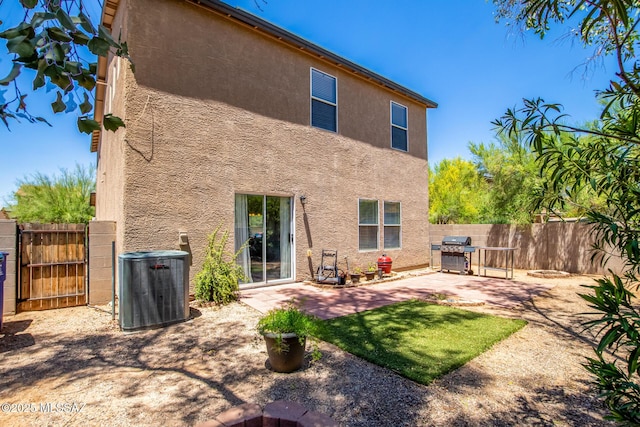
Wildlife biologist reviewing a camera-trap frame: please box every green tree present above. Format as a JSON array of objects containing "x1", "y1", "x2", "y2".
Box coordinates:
[
  {"x1": 0, "y1": 0, "x2": 132, "y2": 132},
  {"x1": 429, "y1": 157, "x2": 488, "y2": 224},
  {"x1": 470, "y1": 132, "x2": 607, "y2": 224},
  {"x1": 7, "y1": 163, "x2": 95, "y2": 223},
  {"x1": 469, "y1": 133, "x2": 541, "y2": 224},
  {"x1": 494, "y1": 0, "x2": 640, "y2": 422}
]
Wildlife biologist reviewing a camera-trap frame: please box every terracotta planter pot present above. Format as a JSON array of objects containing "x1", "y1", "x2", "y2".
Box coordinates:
[
  {"x1": 350, "y1": 274, "x2": 361, "y2": 284},
  {"x1": 365, "y1": 272, "x2": 376, "y2": 281},
  {"x1": 263, "y1": 332, "x2": 306, "y2": 373}
]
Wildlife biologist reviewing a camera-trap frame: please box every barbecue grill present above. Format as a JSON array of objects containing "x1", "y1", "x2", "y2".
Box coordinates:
[{"x1": 434, "y1": 236, "x2": 475, "y2": 275}]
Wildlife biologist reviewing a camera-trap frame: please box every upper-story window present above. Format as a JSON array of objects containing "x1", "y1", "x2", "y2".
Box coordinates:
[
  {"x1": 311, "y1": 68, "x2": 337, "y2": 132},
  {"x1": 391, "y1": 101, "x2": 408, "y2": 151}
]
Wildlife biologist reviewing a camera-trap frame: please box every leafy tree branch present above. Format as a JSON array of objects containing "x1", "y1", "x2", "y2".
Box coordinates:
[
  {"x1": 494, "y1": 0, "x2": 640, "y2": 422},
  {"x1": 0, "y1": 0, "x2": 133, "y2": 133}
]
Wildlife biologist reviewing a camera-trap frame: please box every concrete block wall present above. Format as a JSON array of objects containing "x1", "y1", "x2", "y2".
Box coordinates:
[
  {"x1": 430, "y1": 223, "x2": 625, "y2": 275},
  {"x1": 88, "y1": 221, "x2": 116, "y2": 305},
  {"x1": 0, "y1": 220, "x2": 17, "y2": 316}
]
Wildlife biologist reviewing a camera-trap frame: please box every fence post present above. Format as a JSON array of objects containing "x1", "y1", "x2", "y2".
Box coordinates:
[
  {"x1": 0, "y1": 219, "x2": 17, "y2": 316},
  {"x1": 87, "y1": 221, "x2": 117, "y2": 305},
  {"x1": 111, "y1": 241, "x2": 115, "y2": 321}
]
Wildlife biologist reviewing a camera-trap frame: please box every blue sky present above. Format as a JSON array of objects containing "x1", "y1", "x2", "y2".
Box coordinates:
[{"x1": 0, "y1": 0, "x2": 617, "y2": 205}]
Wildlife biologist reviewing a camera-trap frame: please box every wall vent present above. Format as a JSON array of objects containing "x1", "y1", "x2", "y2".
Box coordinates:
[{"x1": 118, "y1": 250, "x2": 189, "y2": 331}]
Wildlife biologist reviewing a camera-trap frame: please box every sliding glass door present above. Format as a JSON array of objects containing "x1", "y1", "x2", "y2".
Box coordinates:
[{"x1": 235, "y1": 194, "x2": 292, "y2": 286}]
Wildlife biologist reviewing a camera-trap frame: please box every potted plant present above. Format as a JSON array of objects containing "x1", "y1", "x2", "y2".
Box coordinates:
[
  {"x1": 351, "y1": 266, "x2": 362, "y2": 284},
  {"x1": 257, "y1": 300, "x2": 322, "y2": 373},
  {"x1": 365, "y1": 262, "x2": 377, "y2": 281},
  {"x1": 338, "y1": 270, "x2": 347, "y2": 286}
]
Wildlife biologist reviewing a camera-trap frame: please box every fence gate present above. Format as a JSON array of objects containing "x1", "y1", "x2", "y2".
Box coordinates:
[{"x1": 18, "y1": 223, "x2": 87, "y2": 311}]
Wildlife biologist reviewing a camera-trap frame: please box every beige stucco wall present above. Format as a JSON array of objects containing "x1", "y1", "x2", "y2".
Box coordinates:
[
  {"x1": 96, "y1": 0, "x2": 432, "y2": 289},
  {"x1": 126, "y1": 0, "x2": 428, "y2": 160},
  {"x1": 95, "y1": 0, "x2": 129, "y2": 258}
]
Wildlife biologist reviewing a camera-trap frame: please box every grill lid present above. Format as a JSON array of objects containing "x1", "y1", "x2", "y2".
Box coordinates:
[{"x1": 442, "y1": 236, "x2": 472, "y2": 246}]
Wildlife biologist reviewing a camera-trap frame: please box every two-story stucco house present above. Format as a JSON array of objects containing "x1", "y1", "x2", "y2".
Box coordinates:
[{"x1": 93, "y1": 0, "x2": 437, "y2": 290}]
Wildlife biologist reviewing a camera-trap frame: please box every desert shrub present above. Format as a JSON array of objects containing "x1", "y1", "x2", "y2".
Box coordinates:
[{"x1": 194, "y1": 226, "x2": 247, "y2": 304}]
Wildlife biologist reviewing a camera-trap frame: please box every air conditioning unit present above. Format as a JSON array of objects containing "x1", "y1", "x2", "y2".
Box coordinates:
[{"x1": 119, "y1": 250, "x2": 190, "y2": 331}]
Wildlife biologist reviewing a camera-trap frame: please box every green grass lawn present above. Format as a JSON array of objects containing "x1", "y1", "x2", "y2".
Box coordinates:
[{"x1": 316, "y1": 300, "x2": 527, "y2": 385}]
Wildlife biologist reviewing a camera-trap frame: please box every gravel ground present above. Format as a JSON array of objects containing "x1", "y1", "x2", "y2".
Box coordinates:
[{"x1": 0, "y1": 271, "x2": 615, "y2": 426}]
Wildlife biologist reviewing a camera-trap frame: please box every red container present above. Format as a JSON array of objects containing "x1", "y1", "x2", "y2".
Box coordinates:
[{"x1": 377, "y1": 254, "x2": 392, "y2": 274}]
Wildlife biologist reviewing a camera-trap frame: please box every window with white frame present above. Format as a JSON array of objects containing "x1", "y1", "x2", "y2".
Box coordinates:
[
  {"x1": 391, "y1": 102, "x2": 408, "y2": 151},
  {"x1": 384, "y1": 201, "x2": 401, "y2": 249},
  {"x1": 311, "y1": 68, "x2": 337, "y2": 132},
  {"x1": 359, "y1": 199, "x2": 379, "y2": 251}
]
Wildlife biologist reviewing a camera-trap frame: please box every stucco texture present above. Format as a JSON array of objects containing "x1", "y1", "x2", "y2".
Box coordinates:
[
  {"x1": 95, "y1": 0, "x2": 129, "y2": 257},
  {"x1": 95, "y1": 0, "x2": 432, "y2": 289}
]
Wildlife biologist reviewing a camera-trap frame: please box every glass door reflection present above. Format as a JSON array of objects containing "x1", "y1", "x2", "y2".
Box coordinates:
[{"x1": 236, "y1": 194, "x2": 292, "y2": 285}]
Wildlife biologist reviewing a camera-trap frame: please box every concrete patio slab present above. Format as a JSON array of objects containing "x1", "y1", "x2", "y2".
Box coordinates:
[{"x1": 240, "y1": 272, "x2": 556, "y2": 319}]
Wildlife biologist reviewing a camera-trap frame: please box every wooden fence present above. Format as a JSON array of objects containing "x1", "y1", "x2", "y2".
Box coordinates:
[{"x1": 18, "y1": 223, "x2": 87, "y2": 311}]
